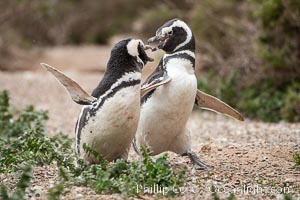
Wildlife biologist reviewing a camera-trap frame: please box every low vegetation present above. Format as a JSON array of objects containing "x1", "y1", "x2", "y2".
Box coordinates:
[
  {"x1": 192, "y1": 0, "x2": 300, "y2": 122},
  {"x1": 293, "y1": 152, "x2": 300, "y2": 167},
  {"x1": 0, "y1": 90, "x2": 187, "y2": 199}
]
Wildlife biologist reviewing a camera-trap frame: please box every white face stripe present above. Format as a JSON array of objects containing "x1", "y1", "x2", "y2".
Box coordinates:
[
  {"x1": 161, "y1": 20, "x2": 192, "y2": 51},
  {"x1": 127, "y1": 39, "x2": 146, "y2": 67},
  {"x1": 161, "y1": 26, "x2": 173, "y2": 36},
  {"x1": 126, "y1": 39, "x2": 144, "y2": 57},
  {"x1": 94, "y1": 72, "x2": 141, "y2": 107}
]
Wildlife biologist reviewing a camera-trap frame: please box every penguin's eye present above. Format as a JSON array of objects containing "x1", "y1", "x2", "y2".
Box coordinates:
[{"x1": 168, "y1": 30, "x2": 173, "y2": 35}]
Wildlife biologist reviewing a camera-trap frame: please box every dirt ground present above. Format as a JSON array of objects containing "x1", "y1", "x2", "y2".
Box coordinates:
[{"x1": 0, "y1": 46, "x2": 299, "y2": 200}]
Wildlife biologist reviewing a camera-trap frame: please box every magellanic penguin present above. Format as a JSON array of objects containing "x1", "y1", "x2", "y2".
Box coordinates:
[
  {"x1": 134, "y1": 19, "x2": 244, "y2": 169},
  {"x1": 41, "y1": 38, "x2": 154, "y2": 163}
]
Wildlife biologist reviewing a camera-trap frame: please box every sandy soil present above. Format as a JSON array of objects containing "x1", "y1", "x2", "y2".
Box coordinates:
[{"x1": 0, "y1": 46, "x2": 299, "y2": 200}]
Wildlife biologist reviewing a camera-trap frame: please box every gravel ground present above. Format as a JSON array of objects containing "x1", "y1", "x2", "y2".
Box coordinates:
[{"x1": 0, "y1": 46, "x2": 299, "y2": 200}]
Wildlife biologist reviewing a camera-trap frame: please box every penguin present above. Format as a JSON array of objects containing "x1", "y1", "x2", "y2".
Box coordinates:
[
  {"x1": 41, "y1": 38, "x2": 155, "y2": 163},
  {"x1": 134, "y1": 19, "x2": 244, "y2": 169}
]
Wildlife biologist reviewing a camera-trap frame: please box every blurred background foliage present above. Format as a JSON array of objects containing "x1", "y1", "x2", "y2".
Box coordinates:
[{"x1": 0, "y1": 0, "x2": 299, "y2": 122}]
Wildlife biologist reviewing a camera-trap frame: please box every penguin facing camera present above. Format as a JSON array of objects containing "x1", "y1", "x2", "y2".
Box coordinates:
[{"x1": 134, "y1": 19, "x2": 244, "y2": 169}]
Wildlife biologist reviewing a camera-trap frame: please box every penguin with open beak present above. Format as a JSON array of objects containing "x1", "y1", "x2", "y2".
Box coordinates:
[
  {"x1": 134, "y1": 19, "x2": 244, "y2": 169},
  {"x1": 41, "y1": 38, "x2": 154, "y2": 163}
]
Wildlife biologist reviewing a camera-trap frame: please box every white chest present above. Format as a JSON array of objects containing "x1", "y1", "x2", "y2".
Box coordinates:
[
  {"x1": 137, "y1": 58, "x2": 197, "y2": 153},
  {"x1": 155, "y1": 58, "x2": 197, "y2": 111},
  {"x1": 81, "y1": 85, "x2": 141, "y2": 161},
  {"x1": 77, "y1": 72, "x2": 142, "y2": 161}
]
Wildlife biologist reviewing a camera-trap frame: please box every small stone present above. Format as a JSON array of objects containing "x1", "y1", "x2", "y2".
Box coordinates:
[
  {"x1": 234, "y1": 180, "x2": 241, "y2": 185},
  {"x1": 76, "y1": 193, "x2": 84, "y2": 199}
]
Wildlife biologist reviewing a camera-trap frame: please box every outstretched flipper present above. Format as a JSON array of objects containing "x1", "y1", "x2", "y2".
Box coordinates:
[
  {"x1": 195, "y1": 90, "x2": 244, "y2": 121},
  {"x1": 40, "y1": 63, "x2": 96, "y2": 105}
]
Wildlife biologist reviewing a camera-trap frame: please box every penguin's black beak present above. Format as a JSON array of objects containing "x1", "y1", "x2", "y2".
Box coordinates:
[
  {"x1": 148, "y1": 35, "x2": 161, "y2": 43},
  {"x1": 148, "y1": 34, "x2": 169, "y2": 51},
  {"x1": 148, "y1": 34, "x2": 168, "y2": 44},
  {"x1": 137, "y1": 44, "x2": 154, "y2": 69}
]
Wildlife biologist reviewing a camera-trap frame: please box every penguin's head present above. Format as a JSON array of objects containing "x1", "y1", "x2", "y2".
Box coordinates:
[
  {"x1": 109, "y1": 39, "x2": 153, "y2": 72},
  {"x1": 126, "y1": 39, "x2": 154, "y2": 69},
  {"x1": 148, "y1": 18, "x2": 195, "y2": 53}
]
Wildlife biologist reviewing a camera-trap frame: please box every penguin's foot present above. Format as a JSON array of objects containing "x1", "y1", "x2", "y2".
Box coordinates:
[{"x1": 185, "y1": 150, "x2": 214, "y2": 170}]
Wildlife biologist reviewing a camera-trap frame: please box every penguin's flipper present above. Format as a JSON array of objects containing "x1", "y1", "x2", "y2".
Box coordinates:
[
  {"x1": 195, "y1": 90, "x2": 244, "y2": 121},
  {"x1": 141, "y1": 58, "x2": 171, "y2": 96},
  {"x1": 141, "y1": 74, "x2": 171, "y2": 96},
  {"x1": 40, "y1": 63, "x2": 96, "y2": 105}
]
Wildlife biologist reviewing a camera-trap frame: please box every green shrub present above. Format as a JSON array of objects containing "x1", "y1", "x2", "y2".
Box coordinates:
[
  {"x1": 75, "y1": 146, "x2": 186, "y2": 196},
  {"x1": 192, "y1": 0, "x2": 300, "y2": 122},
  {"x1": 255, "y1": 0, "x2": 300, "y2": 71},
  {"x1": 0, "y1": 90, "x2": 71, "y2": 173},
  {"x1": 1, "y1": 165, "x2": 32, "y2": 200},
  {"x1": 281, "y1": 83, "x2": 300, "y2": 122},
  {"x1": 0, "y1": 90, "x2": 48, "y2": 138},
  {"x1": 238, "y1": 83, "x2": 285, "y2": 122},
  {"x1": 293, "y1": 152, "x2": 300, "y2": 166},
  {"x1": 47, "y1": 183, "x2": 64, "y2": 200},
  {"x1": 0, "y1": 90, "x2": 187, "y2": 198},
  {"x1": 198, "y1": 73, "x2": 300, "y2": 122}
]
